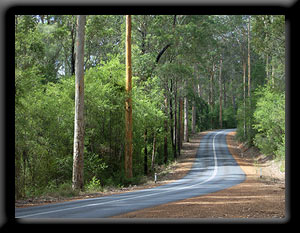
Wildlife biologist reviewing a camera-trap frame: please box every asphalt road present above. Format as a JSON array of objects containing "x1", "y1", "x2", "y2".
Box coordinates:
[{"x1": 15, "y1": 129, "x2": 245, "y2": 219}]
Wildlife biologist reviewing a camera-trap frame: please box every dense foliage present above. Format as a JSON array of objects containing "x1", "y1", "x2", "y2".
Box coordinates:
[
  {"x1": 15, "y1": 15, "x2": 285, "y2": 199},
  {"x1": 253, "y1": 85, "x2": 285, "y2": 159}
]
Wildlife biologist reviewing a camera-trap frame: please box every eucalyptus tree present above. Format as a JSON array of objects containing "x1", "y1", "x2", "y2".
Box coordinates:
[
  {"x1": 72, "y1": 15, "x2": 86, "y2": 191},
  {"x1": 125, "y1": 15, "x2": 133, "y2": 179},
  {"x1": 252, "y1": 15, "x2": 285, "y2": 90},
  {"x1": 85, "y1": 15, "x2": 123, "y2": 69}
]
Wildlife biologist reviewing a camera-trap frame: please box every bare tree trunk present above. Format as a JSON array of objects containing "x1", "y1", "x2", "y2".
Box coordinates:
[
  {"x1": 192, "y1": 103, "x2": 196, "y2": 134},
  {"x1": 195, "y1": 64, "x2": 201, "y2": 98},
  {"x1": 266, "y1": 54, "x2": 269, "y2": 82},
  {"x1": 223, "y1": 77, "x2": 226, "y2": 108},
  {"x1": 232, "y1": 94, "x2": 236, "y2": 111},
  {"x1": 70, "y1": 20, "x2": 76, "y2": 76},
  {"x1": 197, "y1": 83, "x2": 201, "y2": 97},
  {"x1": 243, "y1": 60, "x2": 246, "y2": 138},
  {"x1": 219, "y1": 58, "x2": 223, "y2": 129},
  {"x1": 169, "y1": 79, "x2": 175, "y2": 160},
  {"x1": 125, "y1": 15, "x2": 133, "y2": 179},
  {"x1": 144, "y1": 129, "x2": 148, "y2": 175},
  {"x1": 180, "y1": 97, "x2": 184, "y2": 147},
  {"x1": 271, "y1": 60, "x2": 275, "y2": 88},
  {"x1": 177, "y1": 97, "x2": 181, "y2": 157},
  {"x1": 248, "y1": 16, "x2": 251, "y2": 98},
  {"x1": 174, "y1": 79, "x2": 178, "y2": 159},
  {"x1": 178, "y1": 97, "x2": 183, "y2": 154},
  {"x1": 247, "y1": 16, "x2": 252, "y2": 138},
  {"x1": 184, "y1": 95, "x2": 189, "y2": 142},
  {"x1": 72, "y1": 15, "x2": 86, "y2": 191},
  {"x1": 164, "y1": 92, "x2": 168, "y2": 164},
  {"x1": 192, "y1": 65, "x2": 199, "y2": 133},
  {"x1": 210, "y1": 62, "x2": 215, "y2": 129},
  {"x1": 151, "y1": 132, "x2": 156, "y2": 171}
]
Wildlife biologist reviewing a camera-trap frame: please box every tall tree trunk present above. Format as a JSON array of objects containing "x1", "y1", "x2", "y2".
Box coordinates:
[
  {"x1": 192, "y1": 103, "x2": 196, "y2": 134},
  {"x1": 247, "y1": 16, "x2": 252, "y2": 138},
  {"x1": 192, "y1": 65, "x2": 199, "y2": 133},
  {"x1": 180, "y1": 97, "x2": 184, "y2": 147},
  {"x1": 184, "y1": 95, "x2": 189, "y2": 142},
  {"x1": 173, "y1": 79, "x2": 178, "y2": 159},
  {"x1": 197, "y1": 83, "x2": 201, "y2": 97},
  {"x1": 231, "y1": 75, "x2": 236, "y2": 111},
  {"x1": 178, "y1": 97, "x2": 183, "y2": 155},
  {"x1": 248, "y1": 16, "x2": 251, "y2": 98},
  {"x1": 209, "y1": 62, "x2": 215, "y2": 129},
  {"x1": 109, "y1": 109, "x2": 112, "y2": 157},
  {"x1": 125, "y1": 15, "x2": 133, "y2": 179},
  {"x1": 195, "y1": 64, "x2": 201, "y2": 98},
  {"x1": 232, "y1": 94, "x2": 236, "y2": 111},
  {"x1": 151, "y1": 132, "x2": 157, "y2": 171},
  {"x1": 243, "y1": 60, "x2": 246, "y2": 138},
  {"x1": 266, "y1": 54, "x2": 269, "y2": 82},
  {"x1": 72, "y1": 15, "x2": 86, "y2": 191},
  {"x1": 219, "y1": 58, "x2": 223, "y2": 129},
  {"x1": 223, "y1": 76, "x2": 226, "y2": 108},
  {"x1": 71, "y1": 22, "x2": 76, "y2": 76},
  {"x1": 144, "y1": 129, "x2": 148, "y2": 175},
  {"x1": 164, "y1": 92, "x2": 168, "y2": 164},
  {"x1": 271, "y1": 60, "x2": 275, "y2": 88},
  {"x1": 169, "y1": 79, "x2": 175, "y2": 160}
]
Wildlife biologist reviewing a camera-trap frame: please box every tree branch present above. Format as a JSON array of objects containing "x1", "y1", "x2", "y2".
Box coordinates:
[{"x1": 156, "y1": 44, "x2": 171, "y2": 63}]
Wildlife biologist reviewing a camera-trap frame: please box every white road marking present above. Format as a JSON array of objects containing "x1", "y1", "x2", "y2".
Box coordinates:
[{"x1": 16, "y1": 130, "x2": 225, "y2": 218}]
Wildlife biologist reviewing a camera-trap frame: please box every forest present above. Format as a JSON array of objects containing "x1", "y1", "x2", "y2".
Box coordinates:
[{"x1": 15, "y1": 15, "x2": 285, "y2": 199}]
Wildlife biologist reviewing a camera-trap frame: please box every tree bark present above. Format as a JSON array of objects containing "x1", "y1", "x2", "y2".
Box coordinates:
[
  {"x1": 72, "y1": 15, "x2": 86, "y2": 191},
  {"x1": 210, "y1": 63, "x2": 215, "y2": 107},
  {"x1": 192, "y1": 103, "x2": 196, "y2": 134},
  {"x1": 169, "y1": 79, "x2": 175, "y2": 160},
  {"x1": 178, "y1": 97, "x2": 183, "y2": 154},
  {"x1": 209, "y1": 62, "x2": 215, "y2": 129},
  {"x1": 174, "y1": 79, "x2": 178, "y2": 159},
  {"x1": 266, "y1": 54, "x2": 269, "y2": 82},
  {"x1": 144, "y1": 129, "x2": 148, "y2": 175},
  {"x1": 219, "y1": 58, "x2": 223, "y2": 129},
  {"x1": 243, "y1": 60, "x2": 246, "y2": 138},
  {"x1": 192, "y1": 65, "x2": 197, "y2": 134},
  {"x1": 125, "y1": 15, "x2": 133, "y2": 179},
  {"x1": 151, "y1": 132, "x2": 157, "y2": 171},
  {"x1": 180, "y1": 97, "x2": 184, "y2": 147},
  {"x1": 271, "y1": 59, "x2": 275, "y2": 87},
  {"x1": 71, "y1": 21, "x2": 76, "y2": 76},
  {"x1": 247, "y1": 16, "x2": 252, "y2": 138},
  {"x1": 223, "y1": 76, "x2": 226, "y2": 108},
  {"x1": 164, "y1": 92, "x2": 168, "y2": 164},
  {"x1": 184, "y1": 95, "x2": 189, "y2": 142},
  {"x1": 248, "y1": 16, "x2": 251, "y2": 98},
  {"x1": 156, "y1": 44, "x2": 171, "y2": 63}
]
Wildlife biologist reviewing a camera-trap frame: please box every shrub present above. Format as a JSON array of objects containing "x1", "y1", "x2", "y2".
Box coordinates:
[
  {"x1": 57, "y1": 182, "x2": 79, "y2": 197},
  {"x1": 86, "y1": 176, "x2": 102, "y2": 192},
  {"x1": 253, "y1": 85, "x2": 285, "y2": 159}
]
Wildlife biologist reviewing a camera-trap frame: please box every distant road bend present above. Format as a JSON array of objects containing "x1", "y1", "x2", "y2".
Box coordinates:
[{"x1": 16, "y1": 129, "x2": 246, "y2": 219}]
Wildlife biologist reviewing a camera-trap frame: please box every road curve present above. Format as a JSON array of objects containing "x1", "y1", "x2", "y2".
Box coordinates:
[{"x1": 15, "y1": 129, "x2": 245, "y2": 219}]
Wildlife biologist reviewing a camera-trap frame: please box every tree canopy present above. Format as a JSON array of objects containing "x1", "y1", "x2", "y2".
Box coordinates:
[{"x1": 15, "y1": 15, "x2": 285, "y2": 199}]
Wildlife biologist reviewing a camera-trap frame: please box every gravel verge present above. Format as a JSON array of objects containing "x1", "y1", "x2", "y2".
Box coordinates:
[{"x1": 111, "y1": 131, "x2": 286, "y2": 219}]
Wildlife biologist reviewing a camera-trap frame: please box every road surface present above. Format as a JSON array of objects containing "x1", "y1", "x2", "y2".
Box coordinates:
[{"x1": 15, "y1": 129, "x2": 245, "y2": 219}]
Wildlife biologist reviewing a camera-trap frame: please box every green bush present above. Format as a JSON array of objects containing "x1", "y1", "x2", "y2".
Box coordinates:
[
  {"x1": 86, "y1": 176, "x2": 102, "y2": 192},
  {"x1": 15, "y1": 56, "x2": 170, "y2": 199},
  {"x1": 56, "y1": 182, "x2": 79, "y2": 197},
  {"x1": 253, "y1": 85, "x2": 285, "y2": 159}
]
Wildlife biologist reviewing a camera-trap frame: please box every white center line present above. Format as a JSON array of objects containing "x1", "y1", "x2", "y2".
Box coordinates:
[{"x1": 17, "y1": 130, "x2": 225, "y2": 218}]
